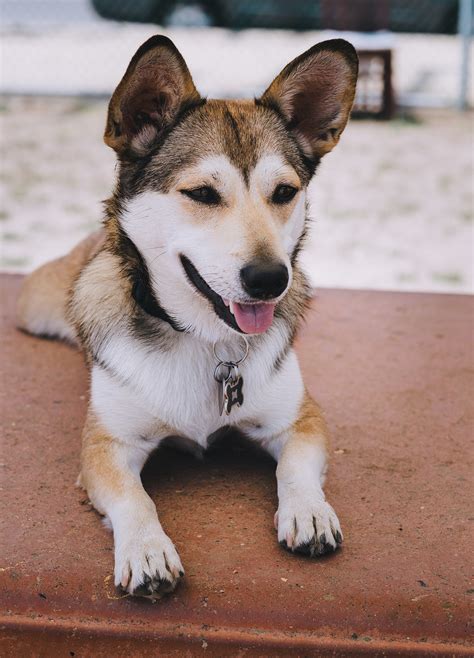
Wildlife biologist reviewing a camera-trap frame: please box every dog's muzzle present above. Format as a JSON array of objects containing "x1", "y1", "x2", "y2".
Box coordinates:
[{"x1": 180, "y1": 254, "x2": 286, "y2": 335}]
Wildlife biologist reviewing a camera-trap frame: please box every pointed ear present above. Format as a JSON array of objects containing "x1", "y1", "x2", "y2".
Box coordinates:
[
  {"x1": 104, "y1": 35, "x2": 201, "y2": 156},
  {"x1": 260, "y1": 39, "x2": 358, "y2": 160}
]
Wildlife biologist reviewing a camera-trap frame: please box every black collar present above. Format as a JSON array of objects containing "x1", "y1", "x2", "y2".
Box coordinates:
[{"x1": 132, "y1": 278, "x2": 185, "y2": 332}]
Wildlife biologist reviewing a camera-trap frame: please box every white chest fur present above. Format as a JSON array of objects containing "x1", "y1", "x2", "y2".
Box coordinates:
[{"x1": 90, "y1": 326, "x2": 304, "y2": 448}]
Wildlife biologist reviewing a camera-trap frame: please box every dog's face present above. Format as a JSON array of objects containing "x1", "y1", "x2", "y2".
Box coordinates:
[
  {"x1": 120, "y1": 101, "x2": 313, "y2": 336},
  {"x1": 105, "y1": 37, "x2": 358, "y2": 339}
]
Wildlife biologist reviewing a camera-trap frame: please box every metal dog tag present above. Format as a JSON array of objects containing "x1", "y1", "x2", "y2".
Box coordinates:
[
  {"x1": 213, "y1": 337, "x2": 249, "y2": 416},
  {"x1": 223, "y1": 366, "x2": 244, "y2": 415},
  {"x1": 214, "y1": 363, "x2": 228, "y2": 416},
  {"x1": 214, "y1": 363, "x2": 244, "y2": 416}
]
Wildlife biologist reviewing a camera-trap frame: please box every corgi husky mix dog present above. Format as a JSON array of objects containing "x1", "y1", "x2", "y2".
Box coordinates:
[{"x1": 18, "y1": 36, "x2": 358, "y2": 599}]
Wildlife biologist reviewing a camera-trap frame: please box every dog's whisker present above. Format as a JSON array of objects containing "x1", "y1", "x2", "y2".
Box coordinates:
[
  {"x1": 142, "y1": 245, "x2": 166, "y2": 251},
  {"x1": 129, "y1": 208, "x2": 153, "y2": 220},
  {"x1": 198, "y1": 269, "x2": 222, "y2": 278},
  {"x1": 149, "y1": 250, "x2": 168, "y2": 266}
]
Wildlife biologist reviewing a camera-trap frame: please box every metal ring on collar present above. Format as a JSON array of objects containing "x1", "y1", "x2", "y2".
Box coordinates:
[
  {"x1": 214, "y1": 362, "x2": 230, "y2": 382},
  {"x1": 213, "y1": 335, "x2": 249, "y2": 366}
]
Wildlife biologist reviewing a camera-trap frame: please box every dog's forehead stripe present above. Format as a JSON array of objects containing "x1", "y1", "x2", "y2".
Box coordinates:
[
  {"x1": 220, "y1": 104, "x2": 260, "y2": 183},
  {"x1": 140, "y1": 100, "x2": 312, "y2": 193}
]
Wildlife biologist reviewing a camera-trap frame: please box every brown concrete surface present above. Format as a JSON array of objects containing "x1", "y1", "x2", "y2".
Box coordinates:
[{"x1": 1, "y1": 273, "x2": 473, "y2": 657}]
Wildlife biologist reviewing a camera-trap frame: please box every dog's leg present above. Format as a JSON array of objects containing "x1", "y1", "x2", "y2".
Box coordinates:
[
  {"x1": 264, "y1": 391, "x2": 343, "y2": 556},
  {"x1": 78, "y1": 409, "x2": 184, "y2": 598}
]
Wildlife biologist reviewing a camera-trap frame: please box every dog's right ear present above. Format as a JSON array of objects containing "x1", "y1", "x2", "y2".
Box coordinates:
[{"x1": 104, "y1": 35, "x2": 201, "y2": 157}]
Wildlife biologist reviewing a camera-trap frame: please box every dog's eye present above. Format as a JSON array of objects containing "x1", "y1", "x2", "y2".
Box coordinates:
[
  {"x1": 272, "y1": 184, "x2": 298, "y2": 205},
  {"x1": 181, "y1": 186, "x2": 221, "y2": 205}
]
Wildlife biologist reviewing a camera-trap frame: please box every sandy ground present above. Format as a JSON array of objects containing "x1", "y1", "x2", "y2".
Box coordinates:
[{"x1": 0, "y1": 96, "x2": 472, "y2": 293}]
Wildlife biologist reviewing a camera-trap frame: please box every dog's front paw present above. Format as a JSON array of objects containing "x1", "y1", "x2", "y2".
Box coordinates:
[
  {"x1": 114, "y1": 525, "x2": 184, "y2": 599},
  {"x1": 275, "y1": 497, "x2": 343, "y2": 557}
]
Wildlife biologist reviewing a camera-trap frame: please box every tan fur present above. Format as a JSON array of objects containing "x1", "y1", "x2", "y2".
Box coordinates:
[
  {"x1": 78, "y1": 409, "x2": 128, "y2": 504},
  {"x1": 17, "y1": 230, "x2": 105, "y2": 343},
  {"x1": 294, "y1": 390, "x2": 329, "y2": 445},
  {"x1": 70, "y1": 249, "x2": 134, "y2": 351},
  {"x1": 277, "y1": 391, "x2": 329, "y2": 487}
]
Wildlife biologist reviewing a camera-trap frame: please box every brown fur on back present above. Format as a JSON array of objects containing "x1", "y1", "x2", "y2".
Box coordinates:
[{"x1": 17, "y1": 230, "x2": 105, "y2": 343}]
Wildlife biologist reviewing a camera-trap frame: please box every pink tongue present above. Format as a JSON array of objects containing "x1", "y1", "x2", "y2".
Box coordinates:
[{"x1": 232, "y1": 302, "x2": 276, "y2": 334}]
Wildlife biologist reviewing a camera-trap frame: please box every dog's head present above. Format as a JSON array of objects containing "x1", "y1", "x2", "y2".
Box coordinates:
[{"x1": 105, "y1": 36, "x2": 358, "y2": 340}]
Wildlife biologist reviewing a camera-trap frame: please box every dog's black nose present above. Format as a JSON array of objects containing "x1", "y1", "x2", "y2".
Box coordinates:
[{"x1": 240, "y1": 261, "x2": 289, "y2": 300}]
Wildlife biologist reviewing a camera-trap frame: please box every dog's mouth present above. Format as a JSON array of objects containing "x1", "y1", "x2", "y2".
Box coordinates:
[{"x1": 180, "y1": 254, "x2": 276, "y2": 334}]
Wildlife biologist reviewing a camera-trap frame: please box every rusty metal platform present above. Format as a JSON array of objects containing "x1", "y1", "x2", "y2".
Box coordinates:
[{"x1": 1, "y1": 274, "x2": 472, "y2": 656}]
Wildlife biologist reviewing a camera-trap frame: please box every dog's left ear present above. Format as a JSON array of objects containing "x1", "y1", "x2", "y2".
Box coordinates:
[
  {"x1": 260, "y1": 39, "x2": 358, "y2": 160},
  {"x1": 104, "y1": 35, "x2": 201, "y2": 157}
]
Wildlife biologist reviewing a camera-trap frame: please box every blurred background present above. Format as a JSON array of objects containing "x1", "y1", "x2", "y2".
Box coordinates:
[{"x1": 0, "y1": 0, "x2": 473, "y2": 292}]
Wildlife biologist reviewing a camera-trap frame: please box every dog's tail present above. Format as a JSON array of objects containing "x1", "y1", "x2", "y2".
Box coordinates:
[{"x1": 17, "y1": 229, "x2": 105, "y2": 345}]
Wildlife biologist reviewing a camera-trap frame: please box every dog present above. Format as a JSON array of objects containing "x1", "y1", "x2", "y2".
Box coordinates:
[{"x1": 17, "y1": 35, "x2": 358, "y2": 599}]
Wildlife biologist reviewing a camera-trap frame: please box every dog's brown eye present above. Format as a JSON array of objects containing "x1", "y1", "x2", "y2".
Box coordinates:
[
  {"x1": 272, "y1": 184, "x2": 298, "y2": 204},
  {"x1": 181, "y1": 186, "x2": 221, "y2": 205}
]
